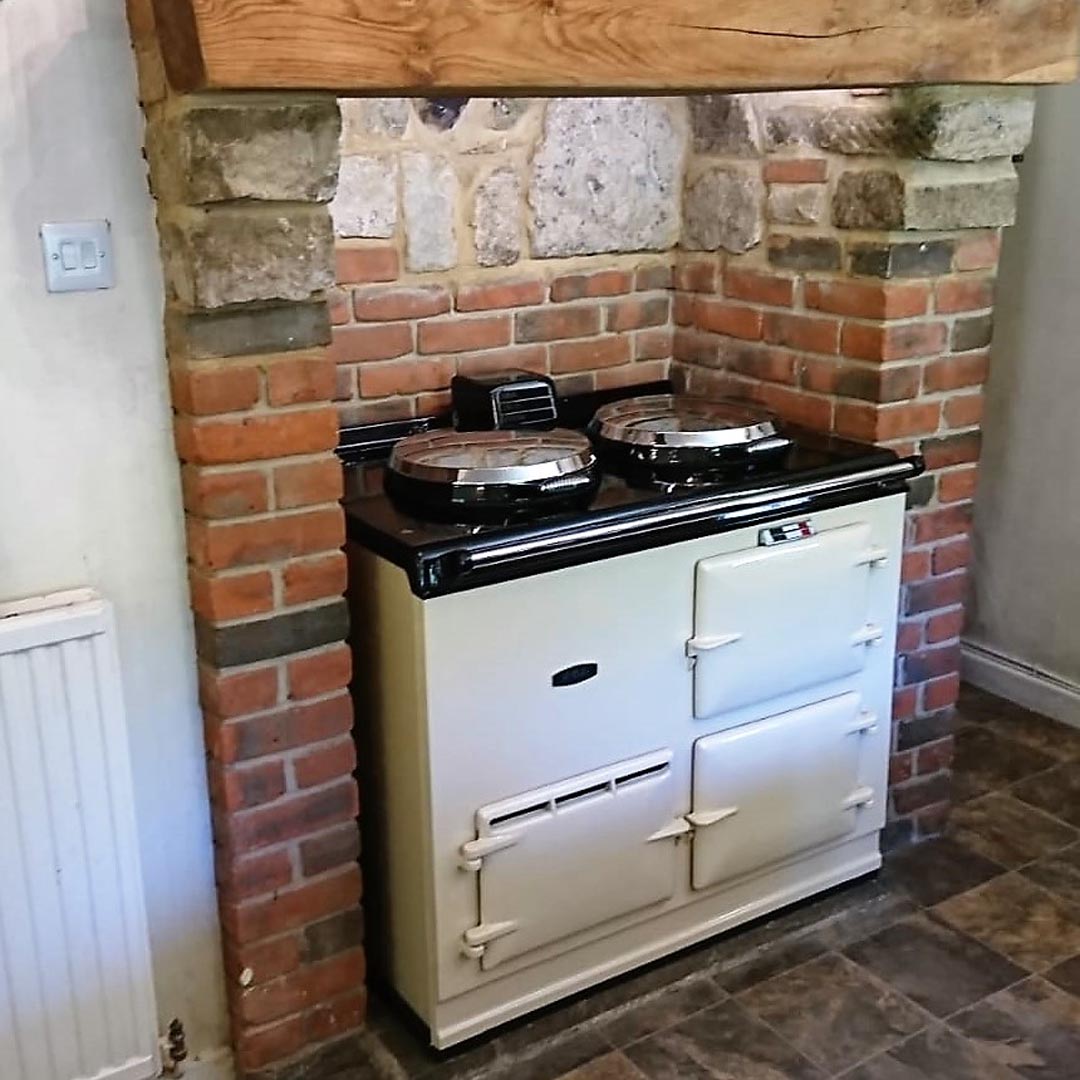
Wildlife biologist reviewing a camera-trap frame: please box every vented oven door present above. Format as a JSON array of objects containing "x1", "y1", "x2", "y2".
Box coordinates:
[
  {"x1": 691, "y1": 521, "x2": 881, "y2": 719},
  {"x1": 462, "y1": 751, "x2": 684, "y2": 970},
  {"x1": 690, "y1": 692, "x2": 877, "y2": 891}
]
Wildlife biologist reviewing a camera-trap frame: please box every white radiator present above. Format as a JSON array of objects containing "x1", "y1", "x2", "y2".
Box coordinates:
[{"x1": 0, "y1": 591, "x2": 158, "y2": 1080}]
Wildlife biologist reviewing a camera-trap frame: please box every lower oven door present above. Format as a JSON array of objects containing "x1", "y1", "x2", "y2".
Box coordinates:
[
  {"x1": 691, "y1": 520, "x2": 881, "y2": 719},
  {"x1": 690, "y1": 693, "x2": 877, "y2": 891},
  {"x1": 463, "y1": 750, "x2": 683, "y2": 971}
]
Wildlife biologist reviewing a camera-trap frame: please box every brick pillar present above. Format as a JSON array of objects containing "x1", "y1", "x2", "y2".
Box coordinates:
[
  {"x1": 126, "y1": 5, "x2": 363, "y2": 1076},
  {"x1": 673, "y1": 88, "x2": 1030, "y2": 846}
]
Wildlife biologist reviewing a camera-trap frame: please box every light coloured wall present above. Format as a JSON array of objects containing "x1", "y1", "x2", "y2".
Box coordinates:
[
  {"x1": 0, "y1": 0, "x2": 230, "y2": 1064},
  {"x1": 966, "y1": 82, "x2": 1080, "y2": 704}
]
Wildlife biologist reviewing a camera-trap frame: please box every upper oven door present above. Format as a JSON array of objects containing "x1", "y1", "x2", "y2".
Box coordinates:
[{"x1": 690, "y1": 520, "x2": 884, "y2": 719}]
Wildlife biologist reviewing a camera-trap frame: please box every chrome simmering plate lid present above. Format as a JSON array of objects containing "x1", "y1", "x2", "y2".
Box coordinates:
[
  {"x1": 389, "y1": 429, "x2": 596, "y2": 487},
  {"x1": 590, "y1": 394, "x2": 781, "y2": 449}
]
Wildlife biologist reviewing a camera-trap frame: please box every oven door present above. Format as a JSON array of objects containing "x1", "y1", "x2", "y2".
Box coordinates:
[
  {"x1": 689, "y1": 692, "x2": 877, "y2": 891},
  {"x1": 462, "y1": 750, "x2": 684, "y2": 970},
  {"x1": 690, "y1": 520, "x2": 882, "y2": 719}
]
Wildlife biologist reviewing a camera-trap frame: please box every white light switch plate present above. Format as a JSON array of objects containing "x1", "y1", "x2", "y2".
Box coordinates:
[{"x1": 40, "y1": 220, "x2": 115, "y2": 293}]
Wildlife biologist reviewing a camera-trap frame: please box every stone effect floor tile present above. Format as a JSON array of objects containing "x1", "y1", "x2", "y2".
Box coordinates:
[
  {"x1": 624, "y1": 999, "x2": 825, "y2": 1080},
  {"x1": 1045, "y1": 953, "x2": 1080, "y2": 998},
  {"x1": 597, "y1": 973, "x2": 724, "y2": 1047},
  {"x1": 948, "y1": 793, "x2": 1078, "y2": 868},
  {"x1": 556, "y1": 1051, "x2": 645, "y2": 1080},
  {"x1": 843, "y1": 912, "x2": 1026, "y2": 1018},
  {"x1": 1013, "y1": 762, "x2": 1080, "y2": 829},
  {"x1": 1020, "y1": 842, "x2": 1080, "y2": 905},
  {"x1": 951, "y1": 726, "x2": 1056, "y2": 803},
  {"x1": 735, "y1": 953, "x2": 927, "y2": 1073},
  {"x1": 845, "y1": 1024, "x2": 1019, "y2": 1080},
  {"x1": 881, "y1": 836, "x2": 1005, "y2": 907},
  {"x1": 952, "y1": 976, "x2": 1080, "y2": 1080},
  {"x1": 934, "y1": 873, "x2": 1080, "y2": 972},
  {"x1": 957, "y1": 685, "x2": 1080, "y2": 761}
]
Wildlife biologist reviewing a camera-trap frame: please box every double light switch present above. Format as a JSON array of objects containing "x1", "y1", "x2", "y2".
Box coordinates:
[{"x1": 40, "y1": 220, "x2": 115, "y2": 293}]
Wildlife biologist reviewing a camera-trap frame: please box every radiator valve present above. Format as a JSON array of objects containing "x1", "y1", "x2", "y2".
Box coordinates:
[{"x1": 162, "y1": 1018, "x2": 187, "y2": 1077}]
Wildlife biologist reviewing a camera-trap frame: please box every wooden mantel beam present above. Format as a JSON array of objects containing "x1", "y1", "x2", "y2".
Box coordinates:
[{"x1": 152, "y1": 0, "x2": 1079, "y2": 95}]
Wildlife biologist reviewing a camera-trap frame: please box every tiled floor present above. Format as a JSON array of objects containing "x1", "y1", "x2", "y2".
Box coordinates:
[{"x1": 344, "y1": 686, "x2": 1080, "y2": 1079}]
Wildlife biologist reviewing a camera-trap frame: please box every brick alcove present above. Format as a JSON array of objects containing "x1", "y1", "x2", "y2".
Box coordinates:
[{"x1": 126, "y1": 3, "x2": 1032, "y2": 1075}]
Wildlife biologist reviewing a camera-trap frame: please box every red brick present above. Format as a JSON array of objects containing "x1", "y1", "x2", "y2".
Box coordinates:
[
  {"x1": 335, "y1": 246, "x2": 398, "y2": 284},
  {"x1": 804, "y1": 281, "x2": 929, "y2": 320},
  {"x1": 176, "y1": 410, "x2": 339, "y2": 466},
  {"x1": 224, "y1": 934, "x2": 303, "y2": 987},
  {"x1": 218, "y1": 849, "x2": 294, "y2": 904},
  {"x1": 890, "y1": 751, "x2": 914, "y2": 785},
  {"x1": 182, "y1": 467, "x2": 269, "y2": 519},
  {"x1": 726, "y1": 344, "x2": 797, "y2": 386},
  {"x1": 334, "y1": 366, "x2": 355, "y2": 401},
  {"x1": 188, "y1": 508, "x2": 344, "y2": 571},
  {"x1": 282, "y1": 552, "x2": 348, "y2": 606},
  {"x1": 358, "y1": 358, "x2": 455, "y2": 397},
  {"x1": 172, "y1": 363, "x2": 260, "y2": 416},
  {"x1": 456, "y1": 278, "x2": 546, "y2": 311},
  {"x1": 300, "y1": 823, "x2": 361, "y2": 878},
  {"x1": 764, "y1": 311, "x2": 839, "y2": 354},
  {"x1": 724, "y1": 268, "x2": 795, "y2": 307},
  {"x1": 199, "y1": 664, "x2": 280, "y2": 720},
  {"x1": 221, "y1": 780, "x2": 357, "y2": 854},
  {"x1": 209, "y1": 694, "x2": 354, "y2": 765},
  {"x1": 190, "y1": 569, "x2": 274, "y2": 621},
  {"x1": 264, "y1": 354, "x2": 336, "y2": 407},
  {"x1": 551, "y1": 269, "x2": 632, "y2": 302},
  {"x1": 236, "y1": 1017, "x2": 306, "y2": 1072},
  {"x1": 923, "y1": 352, "x2": 990, "y2": 392},
  {"x1": 237, "y1": 952, "x2": 363, "y2": 1028},
  {"x1": 835, "y1": 363, "x2": 921, "y2": 404},
  {"x1": 418, "y1": 316, "x2": 510, "y2": 354},
  {"x1": 294, "y1": 739, "x2": 357, "y2": 789},
  {"x1": 417, "y1": 390, "x2": 452, "y2": 414},
  {"x1": 550, "y1": 336, "x2": 631, "y2": 373},
  {"x1": 923, "y1": 673, "x2": 962, "y2": 711},
  {"x1": 798, "y1": 356, "x2": 839, "y2": 394},
  {"x1": 944, "y1": 393, "x2": 984, "y2": 429},
  {"x1": 694, "y1": 300, "x2": 763, "y2": 341},
  {"x1": 305, "y1": 989, "x2": 366, "y2": 1044},
  {"x1": 327, "y1": 287, "x2": 351, "y2": 327},
  {"x1": 672, "y1": 293, "x2": 695, "y2": 326},
  {"x1": 456, "y1": 346, "x2": 548, "y2": 378},
  {"x1": 595, "y1": 359, "x2": 669, "y2": 389},
  {"x1": 213, "y1": 758, "x2": 287, "y2": 812},
  {"x1": 635, "y1": 329, "x2": 674, "y2": 361},
  {"x1": 892, "y1": 773, "x2": 952, "y2": 816},
  {"x1": 921, "y1": 430, "x2": 982, "y2": 469},
  {"x1": 902, "y1": 549, "x2": 932, "y2": 584},
  {"x1": 938, "y1": 466, "x2": 979, "y2": 504},
  {"x1": 288, "y1": 645, "x2": 352, "y2": 701},
  {"x1": 935, "y1": 277, "x2": 995, "y2": 314},
  {"x1": 755, "y1": 384, "x2": 832, "y2": 431},
  {"x1": 893, "y1": 686, "x2": 918, "y2": 721},
  {"x1": 911, "y1": 505, "x2": 973, "y2": 545},
  {"x1": 897, "y1": 621, "x2": 923, "y2": 652},
  {"x1": 353, "y1": 285, "x2": 450, "y2": 321},
  {"x1": 273, "y1": 458, "x2": 344, "y2": 511},
  {"x1": 926, "y1": 607, "x2": 965, "y2": 644},
  {"x1": 237, "y1": 972, "x2": 304, "y2": 1026},
  {"x1": 606, "y1": 297, "x2": 670, "y2": 332},
  {"x1": 905, "y1": 572, "x2": 967, "y2": 615},
  {"x1": 330, "y1": 323, "x2": 413, "y2": 364},
  {"x1": 933, "y1": 536, "x2": 973, "y2": 575},
  {"x1": 673, "y1": 259, "x2": 719, "y2": 293},
  {"x1": 916, "y1": 738, "x2": 955, "y2": 775},
  {"x1": 902, "y1": 643, "x2": 962, "y2": 685},
  {"x1": 517, "y1": 306, "x2": 601, "y2": 343},
  {"x1": 841, "y1": 321, "x2": 948, "y2": 362},
  {"x1": 635, "y1": 265, "x2": 673, "y2": 291},
  {"x1": 953, "y1": 231, "x2": 1002, "y2": 272},
  {"x1": 763, "y1": 158, "x2": 828, "y2": 184},
  {"x1": 834, "y1": 401, "x2": 941, "y2": 442}
]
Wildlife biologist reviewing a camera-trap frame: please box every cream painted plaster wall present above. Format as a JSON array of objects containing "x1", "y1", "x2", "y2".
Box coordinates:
[
  {"x1": 0, "y1": 0, "x2": 230, "y2": 1064},
  {"x1": 966, "y1": 82, "x2": 1080, "y2": 703}
]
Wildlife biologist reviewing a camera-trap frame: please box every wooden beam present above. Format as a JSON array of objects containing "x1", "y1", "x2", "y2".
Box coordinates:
[{"x1": 152, "y1": 0, "x2": 1080, "y2": 94}]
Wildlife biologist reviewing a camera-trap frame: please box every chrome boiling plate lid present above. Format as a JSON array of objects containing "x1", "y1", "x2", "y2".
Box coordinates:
[
  {"x1": 389, "y1": 429, "x2": 595, "y2": 487},
  {"x1": 590, "y1": 394, "x2": 781, "y2": 449}
]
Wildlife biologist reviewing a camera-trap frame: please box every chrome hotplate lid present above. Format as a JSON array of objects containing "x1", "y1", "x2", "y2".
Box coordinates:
[
  {"x1": 389, "y1": 429, "x2": 595, "y2": 487},
  {"x1": 590, "y1": 394, "x2": 781, "y2": 449}
]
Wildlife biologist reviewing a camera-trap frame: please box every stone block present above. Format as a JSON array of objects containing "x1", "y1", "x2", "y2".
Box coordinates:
[
  {"x1": 486, "y1": 98, "x2": 532, "y2": 131},
  {"x1": 331, "y1": 155, "x2": 398, "y2": 239},
  {"x1": 767, "y1": 183, "x2": 828, "y2": 226},
  {"x1": 688, "y1": 95, "x2": 761, "y2": 156},
  {"x1": 529, "y1": 98, "x2": 683, "y2": 258},
  {"x1": 150, "y1": 98, "x2": 341, "y2": 205},
  {"x1": 340, "y1": 97, "x2": 410, "y2": 144},
  {"x1": 896, "y1": 87, "x2": 1036, "y2": 162},
  {"x1": 834, "y1": 161, "x2": 1019, "y2": 231},
  {"x1": 402, "y1": 153, "x2": 458, "y2": 272},
  {"x1": 170, "y1": 303, "x2": 332, "y2": 361},
  {"x1": 767, "y1": 235, "x2": 842, "y2": 272},
  {"x1": 472, "y1": 167, "x2": 522, "y2": 267},
  {"x1": 163, "y1": 207, "x2": 335, "y2": 310},
  {"x1": 849, "y1": 241, "x2": 955, "y2": 280},
  {"x1": 682, "y1": 165, "x2": 764, "y2": 254},
  {"x1": 815, "y1": 100, "x2": 898, "y2": 156}
]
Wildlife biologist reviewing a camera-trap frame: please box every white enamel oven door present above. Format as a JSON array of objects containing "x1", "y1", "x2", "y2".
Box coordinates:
[
  {"x1": 690, "y1": 692, "x2": 878, "y2": 890},
  {"x1": 464, "y1": 751, "x2": 683, "y2": 971},
  {"x1": 691, "y1": 520, "x2": 882, "y2": 719}
]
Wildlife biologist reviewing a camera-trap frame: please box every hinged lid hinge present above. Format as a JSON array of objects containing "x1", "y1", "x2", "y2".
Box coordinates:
[
  {"x1": 856, "y1": 546, "x2": 890, "y2": 568},
  {"x1": 686, "y1": 806, "x2": 740, "y2": 829},
  {"x1": 686, "y1": 632, "x2": 743, "y2": 659},
  {"x1": 458, "y1": 832, "x2": 520, "y2": 872},
  {"x1": 847, "y1": 710, "x2": 879, "y2": 736},
  {"x1": 647, "y1": 817, "x2": 693, "y2": 843},
  {"x1": 842, "y1": 786, "x2": 876, "y2": 811},
  {"x1": 461, "y1": 920, "x2": 519, "y2": 959},
  {"x1": 851, "y1": 624, "x2": 884, "y2": 647}
]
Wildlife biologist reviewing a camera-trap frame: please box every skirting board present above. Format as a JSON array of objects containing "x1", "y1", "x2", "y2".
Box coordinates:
[{"x1": 962, "y1": 641, "x2": 1080, "y2": 731}]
